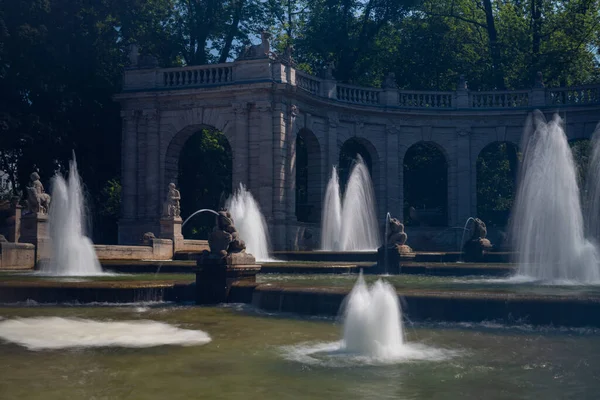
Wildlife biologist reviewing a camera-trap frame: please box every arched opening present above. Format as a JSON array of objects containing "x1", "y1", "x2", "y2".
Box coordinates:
[
  {"x1": 339, "y1": 138, "x2": 374, "y2": 194},
  {"x1": 476, "y1": 142, "x2": 519, "y2": 228},
  {"x1": 177, "y1": 127, "x2": 232, "y2": 239},
  {"x1": 296, "y1": 129, "x2": 321, "y2": 223},
  {"x1": 403, "y1": 141, "x2": 448, "y2": 226}
]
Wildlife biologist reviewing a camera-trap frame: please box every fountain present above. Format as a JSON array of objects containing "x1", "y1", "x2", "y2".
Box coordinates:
[
  {"x1": 341, "y1": 273, "x2": 404, "y2": 357},
  {"x1": 584, "y1": 123, "x2": 600, "y2": 243},
  {"x1": 226, "y1": 183, "x2": 273, "y2": 262},
  {"x1": 321, "y1": 156, "x2": 381, "y2": 251},
  {"x1": 283, "y1": 273, "x2": 451, "y2": 365},
  {"x1": 510, "y1": 112, "x2": 600, "y2": 282},
  {"x1": 39, "y1": 156, "x2": 103, "y2": 276}
]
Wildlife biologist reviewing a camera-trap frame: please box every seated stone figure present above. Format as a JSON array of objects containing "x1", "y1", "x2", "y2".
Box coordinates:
[
  {"x1": 386, "y1": 217, "x2": 412, "y2": 254},
  {"x1": 162, "y1": 183, "x2": 181, "y2": 218},
  {"x1": 207, "y1": 209, "x2": 246, "y2": 258},
  {"x1": 462, "y1": 218, "x2": 493, "y2": 261},
  {"x1": 26, "y1": 172, "x2": 51, "y2": 214}
]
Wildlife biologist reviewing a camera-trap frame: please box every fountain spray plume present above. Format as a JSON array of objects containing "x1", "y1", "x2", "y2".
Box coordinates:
[
  {"x1": 226, "y1": 183, "x2": 274, "y2": 262},
  {"x1": 321, "y1": 166, "x2": 342, "y2": 250},
  {"x1": 584, "y1": 122, "x2": 600, "y2": 243},
  {"x1": 510, "y1": 111, "x2": 600, "y2": 282},
  {"x1": 341, "y1": 271, "x2": 404, "y2": 358},
  {"x1": 321, "y1": 155, "x2": 381, "y2": 251},
  {"x1": 41, "y1": 153, "x2": 103, "y2": 276}
]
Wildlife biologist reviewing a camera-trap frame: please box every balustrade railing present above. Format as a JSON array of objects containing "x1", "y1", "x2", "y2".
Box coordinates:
[
  {"x1": 398, "y1": 91, "x2": 453, "y2": 108},
  {"x1": 547, "y1": 86, "x2": 600, "y2": 106},
  {"x1": 295, "y1": 71, "x2": 321, "y2": 96},
  {"x1": 470, "y1": 91, "x2": 529, "y2": 108},
  {"x1": 336, "y1": 84, "x2": 381, "y2": 105},
  {"x1": 162, "y1": 64, "x2": 234, "y2": 88},
  {"x1": 124, "y1": 60, "x2": 600, "y2": 110}
]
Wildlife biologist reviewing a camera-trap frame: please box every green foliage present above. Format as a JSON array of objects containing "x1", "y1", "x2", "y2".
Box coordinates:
[
  {"x1": 1, "y1": 0, "x2": 600, "y2": 241},
  {"x1": 178, "y1": 129, "x2": 232, "y2": 239},
  {"x1": 403, "y1": 142, "x2": 447, "y2": 226},
  {"x1": 476, "y1": 143, "x2": 519, "y2": 227}
]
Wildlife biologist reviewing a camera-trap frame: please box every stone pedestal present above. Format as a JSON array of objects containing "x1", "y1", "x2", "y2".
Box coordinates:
[
  {"x1": 374, "y1": 245, "x2": 415, "y2": 274},
  {"x1": 195, "y1": 253, "x2": 261, "y2": 304},
  {"x1": 462, "y1": 238, "x2": 493, "y2": 262},
  {"x1": 6, "y1": 203, "x2": 22, "y2": 243},
  {"x1": 160, "y1": 217, "x2": 184, "y2": 251},
  {"x1": 19, "y1": 213, "x2": 50, "y2": 262}
]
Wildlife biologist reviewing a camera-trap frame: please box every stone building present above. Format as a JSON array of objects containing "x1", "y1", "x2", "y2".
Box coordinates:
[{"x1": 115, "y1": 47, "x2": 600, "y2": 250}]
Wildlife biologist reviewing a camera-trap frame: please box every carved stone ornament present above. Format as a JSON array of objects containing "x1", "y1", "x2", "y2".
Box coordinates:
[
  {"x1": 232, "y1": 102, "x2": 249, "y2": 115},
  {"x1": 290, "y1": 104, "x2": 299, "y2": 117},
  {"x1": 237, "y1": 31, "x2": 272, "y2": 60},
  {"x1": 25, "y1": 171, "x2": 51, "y2": 214},
  {"x1": 162, "y1": 183, "x2": 181, "y2": 218},
  {"x1": 207, "y1": 209, "x2": 246, "y2": 258},
  {"x1": 385, "y1": 216, "x2": 412, "y2": 254}
]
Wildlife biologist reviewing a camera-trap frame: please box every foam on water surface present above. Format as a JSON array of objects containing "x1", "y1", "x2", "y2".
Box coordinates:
[{"x1": 0, "y1": 317, "x2": 211, "y2": 350}]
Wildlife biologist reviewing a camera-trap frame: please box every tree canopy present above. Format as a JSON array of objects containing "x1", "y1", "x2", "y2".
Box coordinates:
[{"x1": 1, "y1": 0, "x2": 599, "y2": 239}]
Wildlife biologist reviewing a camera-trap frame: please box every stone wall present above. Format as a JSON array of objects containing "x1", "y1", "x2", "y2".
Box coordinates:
[{"x1": 116, "y1": 58, "x2": 600, "y2": 250}]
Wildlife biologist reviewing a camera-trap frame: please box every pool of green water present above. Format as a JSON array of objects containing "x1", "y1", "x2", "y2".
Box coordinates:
[
  {"x1": 257, "y1": 273, "x2": 600, "y2": 297},
  {"x1": 0, "y1": 305, "x2": 598, "y2": 400}
]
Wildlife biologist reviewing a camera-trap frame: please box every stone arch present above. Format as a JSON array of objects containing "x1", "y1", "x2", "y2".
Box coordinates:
[
  {"x1": 296, "y1": 128, "x2": 322, "y2": 223},
  {"x1": 403, "y1": 141, "x2": 448, "y2": 226},
  {"x1": 338, "y1": 137, "x2": 379, "y2": 194},
  {"x1": 166, "y1": 125, "x2": 232, "y2": 239},
  {"x1": 476, "y1": 141, "x2": 519, "y2": 228}
]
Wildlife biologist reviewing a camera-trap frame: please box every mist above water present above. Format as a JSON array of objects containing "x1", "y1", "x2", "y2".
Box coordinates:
[
  {"x1": 510, "y1": 112, "x2": 600, "y2": 283},
  {"x1": 226, "y1": 183, "x2": 274, "y2": 262},
  {"x1": 321, "y1": 156, "x2": 381, "y2": 251},
  {"x1": 40, "y1": 157, "x2": 103, "y2": 276}
]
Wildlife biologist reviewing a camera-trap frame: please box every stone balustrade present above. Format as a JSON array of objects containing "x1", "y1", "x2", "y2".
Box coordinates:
[
  {"x1": 336, "y1": 83, "x2": 382, "y2": 105},
  {"x1": 122, "y1": 58, "x2": 600, "y2": 110}
]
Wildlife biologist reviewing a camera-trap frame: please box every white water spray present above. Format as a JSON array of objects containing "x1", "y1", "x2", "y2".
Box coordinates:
[
  {"x1": 40, "y1": 156, "x2": 103, "y2": 276},
  {"x1": 341, "y1": 273, "x2": 404, "y2": 357},
  {"x1": 0, "y1": 317, "x2": 211, "y2": 350},
  {"x1": 511, "y1": 112, "x2": 600, "y2": 282},
  {"x1": 321, "y1": 156, "x2": 381, "y2": 251},
  {"x1": 281, "y1": 273, "x2": 452, "y2": 365},
  {"x1": 226, "y1": 183, "x2": 273, "y2": 262}
]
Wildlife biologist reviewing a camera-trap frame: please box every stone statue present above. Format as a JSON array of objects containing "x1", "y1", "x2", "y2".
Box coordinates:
[
  {"x1": 462, "y1": 218, "x2": 493, "y2": 261},
  {"x1": 535, "y1": 71, "x2": 544, "y2": 88},
  {"x1": 385, "y1": 217, "x2": 412, "y2": 254},
  {"x1": 323, "y1": 61, "x2": 335, "y2": 80},
  {"x1": 141, "y1": 232, "x2": 156, "y2": 245},
  {"x1": 237, "y1": 31, "x2": 272, "y2": 60},
  {"x1": 25, "y1": 171, "x2": 51, "y2": 214},
  {"x1": 457, "y1": 74, "x2": 468, "y2": 90},
  {"x1": 382, "y1": 72, "x2": 397, "y2": 89},
  {"x1": 127, "y1": 44, "x2": 140, "y2": 68},
  {"x1": 162, "y1": 183, "x2": 181, "y2": 218},
  {"x1": 207, "y1": 209, "x2": 246, "y2": 258}
]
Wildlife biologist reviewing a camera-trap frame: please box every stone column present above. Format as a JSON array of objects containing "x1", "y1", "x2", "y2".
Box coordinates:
[
  {"x1": 118, "y1": 110, "x2": 139, "y2": 244},
  {"x1": 271, "y1": 102, "x2": 287, "y2": 249},
  {"x1": 144, "y1": 109, "x2": 161, "y2": 229},
  {"x1": 385, "y1": 125, "x2": 401, "y2": 218},
  {"x1": 285, "y1": 105, "x2": 300, "y2": 249},
  {"x1": 454, "y1": 129, "x2": 473, "y2": 229},
  {"x1": 232, "y1": 102, "x2": 249, "y2": 187},
  {"x1": 255, "y1": 101, "x2": 274, "y2": 222}
]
